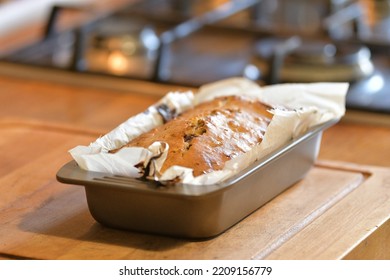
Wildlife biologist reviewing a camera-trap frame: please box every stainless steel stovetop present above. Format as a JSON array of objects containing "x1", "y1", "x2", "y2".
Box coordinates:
[{"x1": 1, "y1": 0, "x2": 390, "y2": 115}]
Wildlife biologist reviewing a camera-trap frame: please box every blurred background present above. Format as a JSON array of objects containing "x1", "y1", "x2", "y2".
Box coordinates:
[{"x1": 0, "y1": 0, "x2": 389, "y2": 115}]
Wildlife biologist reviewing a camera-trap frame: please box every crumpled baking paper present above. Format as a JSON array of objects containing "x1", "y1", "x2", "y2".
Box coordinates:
[{"x1": 69, "y1": 77, "x2": 348, "y2": 185}]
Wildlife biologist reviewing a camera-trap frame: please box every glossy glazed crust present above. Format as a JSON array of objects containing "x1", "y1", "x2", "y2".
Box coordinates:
[{"x1": 119, "y1": 95, "x2": 272, "y2": 176}]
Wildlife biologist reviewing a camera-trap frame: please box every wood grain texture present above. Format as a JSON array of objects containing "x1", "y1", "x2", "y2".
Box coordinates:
[
  {"x1": 344, "y1": 218, "x2": 390, "y2": 260},
  {"x1": 0, "y1": 122, "x2": 388, "y2": 260},
  {"x1": 264, "y1": 161, "x2": 390, "y2": 259},
  {"x1": 320, "y1": 122, "x2": 390, "y2": 167}
]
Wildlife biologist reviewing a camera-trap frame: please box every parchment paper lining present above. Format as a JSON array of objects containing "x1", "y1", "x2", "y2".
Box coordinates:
[{"x1": 69, "y1": 78, "x2": 348, "y2": 185}]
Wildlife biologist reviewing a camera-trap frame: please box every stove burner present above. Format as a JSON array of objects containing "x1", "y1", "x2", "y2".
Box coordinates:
[
  {"x1": 1, "y1": 0, "x2": 389, "y2": 115},
  {"x1": 247, "y1": 37, "x2": 375, "y2": 84},
  {"x1": 87, "y1": 18, "x2": 160, "y2": 77}
]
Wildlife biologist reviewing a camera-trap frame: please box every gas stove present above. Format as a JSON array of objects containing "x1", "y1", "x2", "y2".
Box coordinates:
[{"x1": 1, "y1": 0, "x2": 390, "y2": 115}]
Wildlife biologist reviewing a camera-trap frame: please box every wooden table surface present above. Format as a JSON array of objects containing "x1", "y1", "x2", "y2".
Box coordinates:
[
  {"x1": 0, "y1": 73, "x2": 389, "y2": 260},
  {"x1": 0, "y1": 0, "x2": 390, "y2": 257}
]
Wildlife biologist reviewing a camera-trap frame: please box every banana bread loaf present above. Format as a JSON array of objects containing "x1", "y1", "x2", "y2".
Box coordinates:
[{"x1": 112, "y1": 95, "x2": 273, "y2": 177}]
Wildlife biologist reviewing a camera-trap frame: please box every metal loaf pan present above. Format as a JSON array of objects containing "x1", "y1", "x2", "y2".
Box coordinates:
[{"x1": 56, "y1": 120, "x2": 337, "y2": 239}]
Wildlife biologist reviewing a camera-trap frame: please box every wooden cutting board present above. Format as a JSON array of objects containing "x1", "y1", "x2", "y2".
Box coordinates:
[{"x1": 0, "y1": 120, "x2": 389, "y2": 260}]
